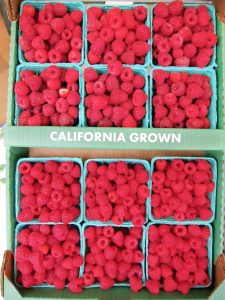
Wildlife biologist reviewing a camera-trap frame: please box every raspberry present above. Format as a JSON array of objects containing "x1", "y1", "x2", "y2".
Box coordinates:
[
  {"x1": 146, "y1": 279, "x2": 160, "y2": 294},
  {"x1": 107, "y1": 60, "x2": 122, "y2": 76},
  {"x1": 183, "y1": 43, "x2": 197, "y2": 58},
  {"x1": 122, "y1": 115, "x2": 137, "y2": 128},
  {"x1": 112, "y1": 39, "x2": 126, "y2": 56},
  {"x1": 134, "y1": 6, "x2": 147, "y2": 21},
  {"x1": 100, "y1": 276, "x2": 114, "y2": 290},
  {"x1": 53, "y1": 3, "x2": 67, "y2": 17},
  {"x1": 169, "y1": 1, "x2": 184, "y2": 16},
  {"x1": 154, "y1": 3, "x2": 169, "y2": 18},
  {"x1": 68, "y1": 278, "x2": 83, "y2": 294},
  {"x1": 90, "y1": 38, "x2": 106, "y2": 56},
  {"x1": 158, "y1": 53, "x2": 172, "y2": 66},
  {"x1": 163, "y1": 276, "x2": 178, "y2": 292},
  {"x1": 192, "y1": 32, "x2": 208, "y2": 48},
  {"x1": 136, "y1": 24, "x2": 151, "y2": 42},
  {"x1": 196, "y1": 53, "x2": 211, "y2": 68},
  {"x1": 129, "y1": 275, "x2": 142, "y2": 293},
  {"x1": 84, "y1": 68, "x2": 99, "y2": 82},
  {"x1": 14, "y1": 81, "x2": 29, "y2": 96},
  {"x1": 132, "y1": 41, "x2": 150, "y2": 57},
  {"x1": 17, "y1": 209, "x2": 34, "y2": 222},
  {"x1": 34, "y1": 49, "x2": 48, "y2": 63}
]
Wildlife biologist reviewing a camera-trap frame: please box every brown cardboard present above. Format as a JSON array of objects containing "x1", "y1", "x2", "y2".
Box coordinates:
[
  {"x1": 1, "y1": 250, "x2": 13, "y2": 297},
  {"x1": 29, "y1": 148, "x2": 204, "y2": 160},
  {"x1": 4, "y1": 0, "x2": 21, "y2": 21},
  {"x1": 215, "y1": 254, "x2": 225, "y2": 287},
  {"x1": 213, "y1": 0, "x2": 225, "y2": 23}
]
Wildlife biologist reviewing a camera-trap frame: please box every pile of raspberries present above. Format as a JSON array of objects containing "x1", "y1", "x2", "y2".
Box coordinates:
[
  {"x1": 84, "y1": 160, "x2": 150, "y2": 226},
  {"x1": 17, "y1": 160, "x2": 81, "y2": 223},
  {"x1": 87, "y1": 6, "x2": 151, "y2": 65},
  {"x1": 15, "y1": 224, "x2": 84, "y2": 293},
  {"x1": 152, "y1": 1, "x2": 217, "y2": 67},
  {"x1": 83, "y1": 226, "x2": 144, "y2": 292},
  {"x1": 151, "y1": 158, "x2": 215, "y2": 222},
  {"x1": 84, "y1": 63, "x2": 148, "y2": 127},
  {"x1": 146, "y1": 224, "x2": 211, "y2": 294},
  {"x1": 14, "y1": 66, "x2": 81, "y2": 126},
  {"x1": 152, "y1": 70, "x2": 213, "y2": 128},
  {"x1": 19, "y1": 3, "x2": 83, "y2": 63}
]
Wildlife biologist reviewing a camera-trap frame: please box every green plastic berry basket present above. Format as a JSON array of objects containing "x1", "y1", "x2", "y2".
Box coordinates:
[
  {"x1": 15, "y1": 157, "x2": 84, "y2": 224},
  {"x1": 149, "y1": 156, "x2": 217, "y2": 224},
  {"x1": 150, "y1": 3, "x2": 217, "y2": 69},
  {"x1": 82, "y1": 158, "x2": 151, "y2": 226},
  {"x1": 80, "y1": 222, "x2": 146, "y2": 288},
  {"x1": 18, "y1": 1, "x2": 85, "y2": 66},
  {"x1": 145, "y1": 222, "x2": 213, "y2": 288},
  {"x1": 81, "y1": 65, "x2": 149, "y2": 128},
  {"x1": 14, "y1": 222, "x2": 83, "y2": 288},
  {"x1": 84, "y1": 4, "x2": 151, "y2": 68},
  {"x1": 14, "y1": 64, "x2": 84, "y2": 127},
  {"x1": 149, "y1": 67, "x2": 217, "y2": 129}
]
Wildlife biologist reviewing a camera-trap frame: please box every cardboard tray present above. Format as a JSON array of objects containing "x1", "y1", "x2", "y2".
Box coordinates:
[
  {"x1": 1, "y1": 147, "x2": 225, "y2": 300},
  {"x1": 4, "y1": 0, "x2": 225, "y2": 150}
]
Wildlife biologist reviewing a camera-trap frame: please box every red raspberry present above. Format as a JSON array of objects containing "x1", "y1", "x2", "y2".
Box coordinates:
[
  {"x1": 129, "y1": 275, "x2": 142, "y2": 293},
  {"x1": 27, "y1": 115, "x2": 42, "y2": 126},
  {"x1": 121, "y1": 51, "x2": 135, "y2": 65},
  {"x1": 146, "y1": 279, "x2": 160, "y2": 294},
  {"x1": 107, "y1": 60, "x2": 122, "y2": 76},
  {"x1": 158, "y1": 53, "x2": 172, "y2": 66},
  {"x1": 132, "y1": 41, "x2": 150, "y2": 57},
  {"x1": 183, "y1": 44, "x2": 197, "y2": 58},
  {"x1": 26, "y1": 75, "x2": 42, "y2": 92},
  {"x1": 22, "y1": 4, "x2": 36, "y2": 16},
  {"x1": 168, "y1": 1, "x2": 184, "y2": 16},
  {"x1": 14, "y1": 81, "x2": 29, "y2": 96},
  {"x1": 53, "y1": 3, "x2": 67, "y2": 17},
  {"x1": 100, "y1": 276, "x2": 114, "y2": 290},
  {"x1": 90, "y1": 38, "x2": 106, "y2": 56},
  {"x1": 154, "y1": 3, "x2": 169, "y2": 18},
  {"x1": 84, "y1": 68, "x2": 98, "y2": 82},
  {"x1": 122, "y1": 115, "x2": 137, "y2": 128},
  {"x1": 163, "y1": 276, "x2": 178, "y2": 292},
  {"x1": 68, "y1": 278, "x2": 83, "y2": 294},
  {"x1": 36, "y1": 24, "x2": 52, "y2": 40},
  {"x1": 34, "y1": 49, "x2": 48, "y2": 63},
  {"x1": 192, "y1": 32, "x2": 208, "y2": 48},
  {"x1": 136, "y1": 24, "x2": 151, "y2": 42},
  {"x1": 112, "y1": 39, "x2": 126, "y2": 56},
  {"x1": 169, "y1": 16, "x2": 184, "y2": 31},
  {"x1": 19, "y1": 36, "x2": 32, "y2": 52},
  {"x1": 196, "y1": 53, "x2": 211, "y2": 68},
  {"x1": 17, "y1": 209, "x2": 34, "y2": 222},
  {"x1": 134, "y1": 6, "x2": 147, "y2": 21}
]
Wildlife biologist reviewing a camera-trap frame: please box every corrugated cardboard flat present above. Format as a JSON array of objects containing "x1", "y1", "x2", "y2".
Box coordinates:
[{"x1": 29, "y1": 148, "x2": 204, "y2": 160}]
